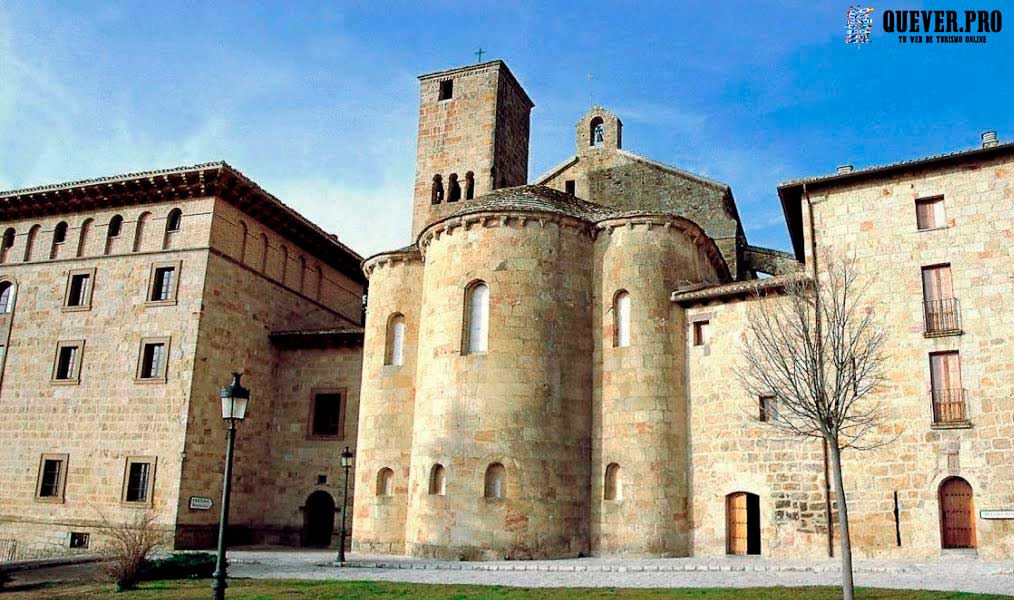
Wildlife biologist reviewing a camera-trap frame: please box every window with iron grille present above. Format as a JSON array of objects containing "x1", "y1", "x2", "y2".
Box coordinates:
[
  {"x1": 921, "y1": 264, "x2": 960, "y2": 335},
  {"x1": 929, "y1": 351, "x2": 967, "y2": 424}
]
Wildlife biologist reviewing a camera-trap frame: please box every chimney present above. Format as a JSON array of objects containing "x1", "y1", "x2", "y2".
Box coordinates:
[
  {"x1": 836, "y1": 164, "x2": 854, "y2": 175},
  {"x1": 981, "y1": 131, "x2": 999, "y2": 148}
]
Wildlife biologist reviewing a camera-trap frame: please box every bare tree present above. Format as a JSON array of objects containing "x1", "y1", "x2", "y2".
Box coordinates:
[
  {"x1": 736, "y1": 254, "x2": 889, "y2": 600},
  {"x1": 95, "y1": 510, "x2": 167, "y2": 591}
]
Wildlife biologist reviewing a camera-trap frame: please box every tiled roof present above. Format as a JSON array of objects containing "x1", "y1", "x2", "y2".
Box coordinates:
[
  {"x1": 778, "y1": 141, "x2": 1014, "y2": 189},
  {"x1": 671, "y1": 272, "x2": 808, "y2": 304},
  {"x1": 441, "y1": 185, "x2": 616, "y2": 222}
]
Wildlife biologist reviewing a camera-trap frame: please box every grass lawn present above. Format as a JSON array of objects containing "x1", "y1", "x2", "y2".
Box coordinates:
[{"x1": 2, "y1": 579, "x2": 1010, "y2": 600}]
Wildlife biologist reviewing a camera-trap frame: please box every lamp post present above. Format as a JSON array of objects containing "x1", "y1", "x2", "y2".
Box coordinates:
[
  {"x1": 212, "y1": 373, "x2": 249, "y2": 600},
  {"x1": 337, "y1": 446, "x2": 353, "y2": 564}
]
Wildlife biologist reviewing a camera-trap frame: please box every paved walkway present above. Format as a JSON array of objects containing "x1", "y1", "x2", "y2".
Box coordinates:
[{"x1": 226, "y1": 548, "x2": 1014, "y2": 596}]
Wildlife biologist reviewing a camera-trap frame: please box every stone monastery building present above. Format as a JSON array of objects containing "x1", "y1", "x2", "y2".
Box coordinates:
[{"x1": 0, "y1": 60, "x2": 1011, "y2": 562}]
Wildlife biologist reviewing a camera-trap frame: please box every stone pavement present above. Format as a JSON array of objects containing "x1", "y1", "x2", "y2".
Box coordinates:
[{"x1": 226, "y1": 548, "x2": 1014, "y2": 596}]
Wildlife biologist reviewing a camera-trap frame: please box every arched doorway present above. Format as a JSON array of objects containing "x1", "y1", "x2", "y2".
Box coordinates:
[
  {"x1": 726, "y1": 492, "x2": 761, "y2": 555},
  {"x1": 302, "y1": 491, "x2": 336, "y2": 547},
  {"x1": 939, "y1": 477, "x2": 976, "y2": 549}
]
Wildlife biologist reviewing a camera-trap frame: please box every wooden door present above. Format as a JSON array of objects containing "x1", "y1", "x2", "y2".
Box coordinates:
[
  {"x1": 726, "y1": 493, "x2": 748, "y2": 555},
  {"x1": 939, "y1": 478, "x2": 976, "y2": 549}
]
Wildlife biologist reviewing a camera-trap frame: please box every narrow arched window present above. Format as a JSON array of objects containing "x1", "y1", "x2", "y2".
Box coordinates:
[
  {"x1": 376, "y1": 468, "x2": 394, "y2": 497},
  {"x1": 1, "y1": 228, "x2": 15, "y2": 263},
  {"x1": 24, "y1": 225, "x2": 40, "y2": 261},
  {"x1": 484, "y1": 463, "x2": 506, "y2": 499},
  {"x1": 431, "y1": 174, "x2": 444, "y2": 205},
  {"x1": 108, "y1": 215, "x2": 123, "y2": 238},
  {"x1": 613, "y1": 290, "x2": 631, "y2": 348},
  {"x1": 133, "y1": 212, "x2": 150, "y2": 252},
  {"x1": 166, "y1": 208, "x2": 182, "y2": 233},
  {"x1": 463, "y1": 281, "x2": 489, "y2": 354},
  {"x1": 77, "y1": 219, "x2": 93, "y2": 257},
  {"x1": 238, "y1": 220, "x2": 248, "y2": 264},
  {"x1": 465, "y1": 171, "x2": 475, "y2": 200},
  {"x1": 0, "y1": 281, "x2": 13, "y2": 313},
  {"x1": 260, "y1": 233, "x2": 269, "y2": 273},
  {"x1": 604, "y1": 463, "x2": 622, "y2": 501},
  {"x1": 385, "y1": 313, "x2": 406, "y2": 366},
  {"x1": 447, "y1": 173, "x2": 461, "y2": 202},
  {"x1": 53, "y1": 222, "x2": 68, "y2": 245},
  {"x1": 298, "y1": 256, "x2": 307, "y2": 292},
  {"x1": 429, "y1": 464, "x2": 446, "y2": 496},
  {"x1": 280, "y1": 245, "x2": 289, "y2": 284},
  {"x1": 590, "y1": 116, "x2": 605, "y2": 147}
]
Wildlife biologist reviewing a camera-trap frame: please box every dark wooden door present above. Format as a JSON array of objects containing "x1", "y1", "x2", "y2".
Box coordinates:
[
  {"x1": 940, "y1": 478, "x2": 976, "y2": 549},
  {"x1": 303, "y1": 491, "x2": 336, "y2": 547},
  {"x1": 727, "y1": 493, "x2": 748, "y2": 555}
]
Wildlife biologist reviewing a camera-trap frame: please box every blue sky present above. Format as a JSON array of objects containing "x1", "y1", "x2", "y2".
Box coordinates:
[{"x1": 1, "y1": 1, "x2": 1011, "y2": 256}]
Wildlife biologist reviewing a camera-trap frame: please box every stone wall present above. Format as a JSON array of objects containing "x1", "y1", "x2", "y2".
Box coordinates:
[
  {"x1": 353, "y1": 250, "x2": 424, "y2": 554},
  {"x1": 0, "y1": 198, "x2": 214, "y2": 554},
  {"x1": 404, "y1": 216, "x2": 593, "y2": 560}
]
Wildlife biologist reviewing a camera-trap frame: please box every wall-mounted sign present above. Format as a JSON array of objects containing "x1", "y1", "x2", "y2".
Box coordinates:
[
  {"x1": 189, "y1": 496, "x2": 214, "y2": 511},
  {"x1": 980, "y1": 510, "x2": 1014, "y2": 520}
]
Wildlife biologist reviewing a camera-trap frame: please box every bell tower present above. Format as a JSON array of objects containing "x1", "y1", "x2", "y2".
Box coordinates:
[{"x1": 411, "y1": 60, "x2": 534, "y2": 237}]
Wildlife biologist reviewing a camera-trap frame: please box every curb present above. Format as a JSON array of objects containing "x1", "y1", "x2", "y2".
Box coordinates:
[
  {"x1": 334, "y1": 561, "x2": 921, "y2": 575},
  {"x1": 0, "y1": 554, "x2": 101, "y2": 572}
]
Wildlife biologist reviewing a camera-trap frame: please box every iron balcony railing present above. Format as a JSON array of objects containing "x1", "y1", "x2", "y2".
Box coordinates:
[
  {"x1": 932, "y1": 387, "x2": 967, "y2": 424},
  {"x1": 923, "y1": 298, "x2": 961, "y2": 335}
]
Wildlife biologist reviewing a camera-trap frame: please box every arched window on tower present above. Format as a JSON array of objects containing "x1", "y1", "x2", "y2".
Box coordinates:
[
  {"x1": 385, "y1": 313, "x2": 406, "y2": 366},
  {"x1": 429, "y1": 464, "x2": 446, "y2": 496},
  {"x1": 77, "y1": 219, "x2": 93, "y2": 257},
  {"x1": 50, "y1": 221, "x2": 68, "y2": 259},
  {"x1": 604, "y1": 463, "x2": 622, "y2": 501},
  {"x1": 0, "y1": 281, "x2": 13, "y2": 313},
  {"x1": 590, "y1": 116, "x2": 605, "y2": 147},
  {"x1": 431, "y1": 175, "x2": 444, "y2": 205},
  {"x1": 376, "y1": 468, "x2": 394, "y2": 497},
  {"x1": 613, "y1": 290, "x2": 631, "y2": 348},
  {"x1": 24, "y1": 225, "x2": 40, "y2": 261},
  {"x1": 465, "y1": 171, "x2": 475, "y2": 200},
  {"x1": 105, "y1": 215, "x2": 122, "y2": 255},
  {"x1": 298, "y1": 255, "x2": 307, "y2": 292},
  {"x1": 447, "y1": 173, "x2": 461, "y2": 202},
  {"x1": 1, "y1": 228, "x2": 15, "y2": 263},
  {"x1": 463, "y1": 281, "x2": 489, "y2": 354},
  {"x1": 280, "y1": 245, "x2": 289, "y2": 285},
  {"x1": 314, "y1": 265, "x2": 323, "y2": 300},
  {"x1": 484, "y1": 463, "x2": 506, "y2": 499},
  {"x1": 166, "y1": 208, "x2": 182, "y2": 233},
  {"x1": 260, "y1": 233, "x2": 270, "y2": 273},
  {"x1": 238, "y1": 220, "x2": 248, "y2": 264}
]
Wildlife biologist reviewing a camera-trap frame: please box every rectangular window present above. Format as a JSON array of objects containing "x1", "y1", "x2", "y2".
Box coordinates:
[
  {"x1": 759, "y1": 396, "x2": 777, "y2": 422},
  {"x1": 930, "y1": 351, "x2": 966, "y2": 423},
  {"x1": 121, "y1": 457, "x2": 156, "y2": 505},
  {"x1": 915, "y1": 196, "x2": 946, "y2": 230},
  {"x1": 438, "y1": 79, "x2": 453, "y2": 101},
  {"x1": 308, "y1": 390, "x2": 346, "y2": 439},
  {"x1": 565, "y1": 180, "x2": 576, "y2": 195},
  {"x1": 52, "y1": 341, "x2": 84, "y2": 383},
  {"x1": 146, "y1": 261, "x2": 181, "y2": 305},
  {"x1": 64, "y1": 269, "x2": 95, "y2": 310},
  {"x1": 69, "y1": 532, "x2": 90, "y2": 549},
  {"x1": 922, "y1": 264, "x2": 960, "y2": 335},
  {"x1": 136, "y1": 337, "x2": 170, "y2": 382},
  {"x1": 693, "y1": 320, "x2": 710, "y2": 346},
  {"x1": 35, "y1": 454, "x2": 68, "y2": 502}
]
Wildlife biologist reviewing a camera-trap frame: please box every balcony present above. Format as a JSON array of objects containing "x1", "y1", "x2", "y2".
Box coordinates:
[
  {"x1": 923, "y1": 298, "x2": 962, "y2": 337},
  {"x1": 932, "y1": 388, "x2": 969, "y2": 426}
]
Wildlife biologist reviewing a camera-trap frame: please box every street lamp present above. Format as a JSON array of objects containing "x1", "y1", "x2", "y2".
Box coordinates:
[
  {"x1": 212, "y1": 372, "x2": 249, "y2": 600},
  {"x1": 337, "y1": 446, "x2": 354, "y2": 564}
]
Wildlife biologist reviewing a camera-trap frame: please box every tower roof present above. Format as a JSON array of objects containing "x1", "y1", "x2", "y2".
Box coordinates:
[{"x1": 441, "y1": 185, "x2": 614, "y2": 222}]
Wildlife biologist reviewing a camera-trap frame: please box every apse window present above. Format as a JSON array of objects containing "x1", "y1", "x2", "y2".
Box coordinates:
[
  {"x1": 613, "y1": 290, "x2": 631, "y2": 348},
  {"x1": 309, "y1": 390, "x2": 345, "y2": 439},
  {"x1": 438, "y1": 79, "x2": 453, "y2": 101},
  {"x1": 122, "y1": 457, "x2": 155, "y2": 505},
  {"x1": 915, "y1": 196, "x2": 946, "y2": 230},
  {"x1": 463, "y1": 281, "x2": 489, "y2": 354}
]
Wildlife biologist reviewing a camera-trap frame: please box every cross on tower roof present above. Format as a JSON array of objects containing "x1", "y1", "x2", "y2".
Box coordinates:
[{"x1": 475, "y1": 48, "x2": 485, "y2": 63}]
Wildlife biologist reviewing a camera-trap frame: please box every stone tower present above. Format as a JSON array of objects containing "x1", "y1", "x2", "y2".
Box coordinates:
[{"x1": 411, "y1": 60, "x2": 534, "y2": 237}]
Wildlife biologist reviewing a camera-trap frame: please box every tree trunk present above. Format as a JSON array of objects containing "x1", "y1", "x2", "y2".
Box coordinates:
[{"x1": 827, "y1": 441, "x2": 855, "y2": 600}]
